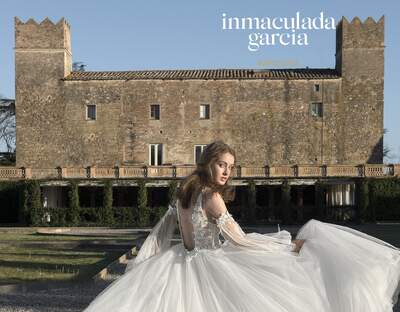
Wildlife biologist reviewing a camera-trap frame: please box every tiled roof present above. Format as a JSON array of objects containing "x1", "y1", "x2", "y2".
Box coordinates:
[{"x1": 64, "y1": 68, "x2": 340, "y2": 81}]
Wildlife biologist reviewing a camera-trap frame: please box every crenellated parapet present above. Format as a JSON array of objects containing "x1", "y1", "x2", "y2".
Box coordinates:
[
  {"x1": 336, "y1": 16, "x2": 384, "y2": 51},
  {"x1": 15, "y1": 17, "x2": 71, "y2": 52}
]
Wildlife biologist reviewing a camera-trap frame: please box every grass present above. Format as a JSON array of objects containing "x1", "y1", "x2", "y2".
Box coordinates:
[{"x1": 0, "y1": 229, "x2": 137, "y2": 284}]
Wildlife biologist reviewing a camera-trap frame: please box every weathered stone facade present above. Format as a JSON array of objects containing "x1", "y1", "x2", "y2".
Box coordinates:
[{"x1": 14, "y1": 16, "x2": 384, "y2": 168}]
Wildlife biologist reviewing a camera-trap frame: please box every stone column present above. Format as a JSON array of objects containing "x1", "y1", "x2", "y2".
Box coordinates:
[
  {"x1": 296, "y1": 187, "x2": 304, "y2": 223},
  {"x1": 267, "y1": 187, "x2": 275, "y2": 221},
  {"x1": 280, "y1": 180, "x2": 291, "y2": 224}
]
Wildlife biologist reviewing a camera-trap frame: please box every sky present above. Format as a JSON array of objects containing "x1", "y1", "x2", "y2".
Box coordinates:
[{"x1": 0, "y1": 0, "x2": 399, "y2": 161}]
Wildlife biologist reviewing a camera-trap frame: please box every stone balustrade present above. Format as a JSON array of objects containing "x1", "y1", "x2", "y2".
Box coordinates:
[{"x1": 0, "y1": 164, "x2": 399, "y2": 181}]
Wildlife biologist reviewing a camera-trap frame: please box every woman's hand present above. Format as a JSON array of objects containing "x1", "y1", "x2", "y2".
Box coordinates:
[{"x1": 292, "y1": 239, "x2": 306, "y2": 253}]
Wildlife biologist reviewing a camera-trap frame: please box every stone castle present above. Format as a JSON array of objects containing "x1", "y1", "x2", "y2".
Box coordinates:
[{"x1": 14, "y1": 16, "x2": 384, "y2": 169}]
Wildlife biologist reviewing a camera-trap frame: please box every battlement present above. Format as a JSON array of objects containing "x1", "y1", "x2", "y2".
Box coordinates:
[
  {"x1": 336, "y1": 16, "x2": 384, "y2": 50},
  {"x1": 15, "y1": 17, "x2": 71, "y2": 51}
]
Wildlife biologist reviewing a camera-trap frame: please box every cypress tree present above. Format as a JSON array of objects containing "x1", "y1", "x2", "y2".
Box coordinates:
[
  {"x1": 101, "y1": 180, "x2": 115, "y2": 226},
  {"x1": 137, "y1": 180, "x2": 150, "y2": 226},
  {"x1": 168, "y1": 180, "x2": 178, "y2": 204},
  {"x1": 356, "y1": 179, "x2": 369, "y2": 222},
  {"x1": 29, "y1": 180, "x2": 43, "y2": 226},
  {"x1": 68, "y1": 181, "x2": 80, "y2": 226}
]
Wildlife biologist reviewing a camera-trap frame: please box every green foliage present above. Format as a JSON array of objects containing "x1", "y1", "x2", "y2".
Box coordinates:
[
  {"x1": 67, "y1": 181, "x2": 80, "y2": 226},
  {"x1": 168, "y1": 180, "x2": 178, "y2": 204},
  {"x1": 100, "y1": 180, "x2": 115, "y2": 226},
  {"x1": 153, "y1": 206, "x2": 168, "y2": 221},
  {"x1": 24, "y1": 180, "x2": 43, "y2": 226},
  {"x1": 80, "y1": 207, "x2": 99, "y2": 225},
  {"x1": 137, "y1": 180, "x2": 151, "y2": 226},
  {"x1": 369, "y1": 178, "x2": 400, "y2": 221},
  {"x1": 114, "y1": 207, "x2": 134, "y2": 227},
  {"x1": 356, "y1": 179, "x2": 370, "y2": 222},
  {"x1": 314, "y1": 182, "x2": 326, "y2": 220},
  {"x1": 45, "y1": 208, "x2": 67, "y2": 226}
]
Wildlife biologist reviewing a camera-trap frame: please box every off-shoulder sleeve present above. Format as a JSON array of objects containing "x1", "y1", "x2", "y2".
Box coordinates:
[{"x1": 215, "y1": 210, "x2": 296, "y2": 252}]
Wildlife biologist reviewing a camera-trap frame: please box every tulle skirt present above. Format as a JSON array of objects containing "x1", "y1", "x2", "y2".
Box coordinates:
[{"x1": 83, "y1": 220, "x2": 400, "y2": 312}]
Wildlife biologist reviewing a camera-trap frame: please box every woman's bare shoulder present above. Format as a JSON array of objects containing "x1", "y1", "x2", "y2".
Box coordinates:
[{"x1": 202, "y1": 189, "x2": 226, "y2": 218}]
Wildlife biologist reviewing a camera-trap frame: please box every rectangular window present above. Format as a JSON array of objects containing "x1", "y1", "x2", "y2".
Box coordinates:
[
  {"x1": 199, "y1": 104, "x2": 210, "y2": 119},
  {"x1": 194, "y1": 145, "x2": 207, "y2": 164},
  {"x1": 86, "y1": 104, "x2": 96, "y2": 120},
  {"x1": 149, "y1": 144, "x2": 163, "y2": 166},
  {"x1": 311, "y1": 102, "x2": 323, "y2": 118},
  {"x1": 314, "y1": 84, "x2": 320, "y2": 92},
  {"x1": 150, "y1": 104, "x2": 160, "y2": 120}
]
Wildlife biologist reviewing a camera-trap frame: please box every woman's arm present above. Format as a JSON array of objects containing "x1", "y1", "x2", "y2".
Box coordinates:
[
  {"x1": 291, "y1": 239, "x2": 305, "y2": 253},
  {"x1": 204, "y1": 192, "x2": 297, "y2": 252}
]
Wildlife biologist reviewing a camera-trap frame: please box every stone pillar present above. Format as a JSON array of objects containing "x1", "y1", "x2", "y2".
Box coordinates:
[
  {"x1": 280, "y1": 180, "x2": 291, "y2": 224},
  {"x1": 314, "y1": 182, "x2": 325, "y2": 220},
  {"x1": 267, "y1": 187, "x2": 275, "y2": 221},
  {"x1": 240, "y1": 187, "x2": 247, "y2": 221},
  {"x1": 246, "y1": 180, "x2": 256, "y2": 224},
  {"x1": 296, "y1": 187, "x2": 304, "y2": 223}
]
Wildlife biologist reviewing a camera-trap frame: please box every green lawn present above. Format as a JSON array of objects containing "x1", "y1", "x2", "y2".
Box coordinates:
[{"x1": 0, "y1": 229, "x2": 137, "y2": 284}]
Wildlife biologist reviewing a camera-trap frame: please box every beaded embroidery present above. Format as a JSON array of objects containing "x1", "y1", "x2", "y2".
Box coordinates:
[
  {"x1": 184, "y1": 247, "x2": 199, "y2": 262},
  {"x1": 177, "y1": 191, "x2": 222, "y2": 262},
  {"x1": 216, "y1": 211, "x2": 233, "y2": 227}
]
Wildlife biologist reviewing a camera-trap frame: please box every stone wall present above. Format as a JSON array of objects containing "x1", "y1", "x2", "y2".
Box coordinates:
[
  {"x1": 336, "y1": 17, "x2": 384, "y2": 163},
  {"x1": 14, "y1": 16, "x2": 384, "y2": 168}
]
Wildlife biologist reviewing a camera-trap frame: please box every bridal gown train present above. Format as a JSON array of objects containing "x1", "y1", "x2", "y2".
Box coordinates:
[{"x1": 84, "y1": 190, "x2": 400, "y2": 312}]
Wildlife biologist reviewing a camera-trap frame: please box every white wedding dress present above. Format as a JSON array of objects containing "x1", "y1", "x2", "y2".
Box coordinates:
[{"x1": 84, "y1": 190, "x2": 400, "y2": 312}]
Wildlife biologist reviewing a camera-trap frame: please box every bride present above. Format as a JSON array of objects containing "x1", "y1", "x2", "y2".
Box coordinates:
[{"x1": 84, "y1": 141, "x2": 400, "y2": 312}]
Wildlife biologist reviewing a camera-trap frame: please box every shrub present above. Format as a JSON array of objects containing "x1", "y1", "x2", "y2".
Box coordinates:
[
  {"x1": 168, "y1": 180, "x2": 178, "y2": 204},
  {"x1": 25, "y1": 180, "x2": 43, "y2": 226},
  {"x1": 100, "y1": 180, "x2": 115, "y2": 226},
  {"x1": 114, "y1": 207, "x2": 134, "y2": 227},
  {"x1": 45, "y1": 208, "x2": 67, "y2": 226},
  {"x1": 153, "y1": 206, "x2": 168, "y2": 221},
  {"x1": 80, "y1": 207, "x2": 99, "y2": 225},
  {"x1": 369, "y1": 178, "x2": 400, "y2": 221},
  {"x1": 137, "y1": 180, "x2": 151, "y2": 226},
  {"x1": 356, "y1": 179, "x2": 369, "y2": 222},
  {"x1": 314, "y1": 181, "x2": 327, "y2": 220},
  {"x1": 67, "y1": 181, "x2": 80, "y2": 226}
]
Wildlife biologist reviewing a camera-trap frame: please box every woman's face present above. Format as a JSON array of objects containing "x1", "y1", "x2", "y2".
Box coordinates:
[{"x1": 211, "y1": 152, "x2": 235, "y2": 186}]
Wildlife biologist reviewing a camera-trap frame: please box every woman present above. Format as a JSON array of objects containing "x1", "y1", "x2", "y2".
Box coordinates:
[{"x1": 84, "y1": 140, "x2": 400, "y2": 312}]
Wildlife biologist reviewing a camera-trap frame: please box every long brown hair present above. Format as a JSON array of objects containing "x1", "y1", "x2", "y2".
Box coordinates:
[{"x1": 177, "y1": 140, "x2": 236, "y2": 209}]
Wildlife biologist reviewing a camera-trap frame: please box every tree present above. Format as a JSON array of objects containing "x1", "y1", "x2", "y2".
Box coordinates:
[
  {"x1": 167, "y1": 180, "x2": 178, "y2": 204},
  {"x1": 383, "y1": 128, "x2": 390, "y2": 159},
  {"x1": 25, "y1": 180, "x2": 43, "y2": 226},
  {"x1": 68, "y1": 181, "x2": 81, "y2": 226},
  {"x1": 137, "y1": 180, "x2": 150, "y2": 226},
  {"x1": 72, "y1": 62, "x2": 86, "y2": 72},
  {"x1": 356, "y1": 179, "x2": 369, "y2": 222},
  {"x1": 0, "y1": 97, "x2": 16, "y2": 154},
  {"x1": 100, "y1": 180, "x2": 115, "y2": 226}
]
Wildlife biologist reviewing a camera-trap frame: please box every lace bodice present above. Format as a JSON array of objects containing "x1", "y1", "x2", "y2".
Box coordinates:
[
  {"x1": 177, "y1": 191, "x2": 222, "y2": 259},
  {"x1": 191, "y1": 191, "x2": 222, "y2": 250},
  {"x1": 175, "y1": 190, "x2": 296, "y2": 262}
]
